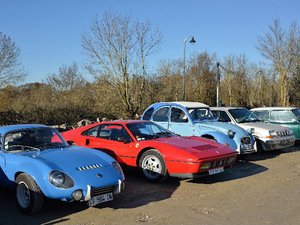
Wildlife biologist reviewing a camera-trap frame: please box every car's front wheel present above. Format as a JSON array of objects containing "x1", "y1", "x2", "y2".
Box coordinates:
[
  {"x1": 15, "y1": 173, "x2": 44, "y2": 214},
  {"x1": 139, "y1": 149, "x2": 168, "y2": 183}
]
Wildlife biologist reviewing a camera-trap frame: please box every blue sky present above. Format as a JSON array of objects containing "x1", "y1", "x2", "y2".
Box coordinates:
[{"x1": 0, "y1": 0, "x2": 299, "y2": 83}]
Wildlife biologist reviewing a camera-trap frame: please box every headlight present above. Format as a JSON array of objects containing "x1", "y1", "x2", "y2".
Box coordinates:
[
  {"x1": 49, "y1": 170, "x2": 74, "y2": 188},
  {"x1": 112, "y1": 161, "x2": 124, "y2": 177},
  {"x1": 228, "y1": 130, "x2": 235, "y2": 138},
  {"x1": 267, "y1": 130, "x2": 277, "y2": 138}
]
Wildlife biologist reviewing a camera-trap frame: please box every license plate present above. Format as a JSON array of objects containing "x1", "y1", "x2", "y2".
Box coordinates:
[
  {"x1": 88, "y1": 192, "x2": 113, "y2": 206},
  {"x1": 208, "y1": 167, "x2": 224, "y2": 175},
  {"x1": 242, "y1": 144, "x2": 252, "y2": 149}
]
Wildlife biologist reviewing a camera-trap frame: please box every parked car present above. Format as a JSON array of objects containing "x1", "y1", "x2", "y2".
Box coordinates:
[
  {"x1": 141, "y1": 102, "x2": 255, "y2": 155},
  {"x1": 62, "y1": 120, "x2": 238, "y2": 182},
  {"x1": 0, "y1": 124, "x2": 125, "y2": 214},
  {"x1": 210, "y1": 107, "x2": 296, "y2": 151},
  {"x1": 251, "y1": 107, "x2": 300, "y2": 141}
]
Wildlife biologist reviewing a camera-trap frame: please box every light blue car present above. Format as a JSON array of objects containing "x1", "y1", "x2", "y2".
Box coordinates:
[
  {"x1": 0, "y1": 124, "x2": 125, "y2": 214},
  {"x1": 141, "y1": 102, "x2": 256, "y2": 155}
]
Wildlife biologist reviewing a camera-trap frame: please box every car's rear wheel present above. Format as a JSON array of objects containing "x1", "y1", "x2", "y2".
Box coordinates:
[
  {"x1": 15, "y1": 173, "x2": 44, "y2": 214},
  {"x1": 139, "y1": 149, "x2": 168, "y2": 183}
]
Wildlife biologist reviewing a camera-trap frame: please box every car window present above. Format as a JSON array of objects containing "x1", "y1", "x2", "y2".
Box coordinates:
[
  {"x1": 153, "y1": 107, "x2": 170, "y2": 122},
  {"x1": 212, "y1": 110, "x2": 231, "y2": 122},
  {"x1": 82, "y1": 126, "x2": 99, "y2": 137},
  {"x1": 252, "y1": 110, "x2": 269, "y2": 121},
  {"x1": 142, "y1": 107, "x2": 154, "y2": 120},
  {"x1": 270, "y1": 110, "x2": 297, "y2": 122},
  {"x1": 171, "y1": 107, "x2": 188, "y2": 123},
  {"x1": 4, "y1": 128, "x2": 66, "y2": 152},
  {"x1": 99, "y1": 124, "x2": 132, "y2": 142}
]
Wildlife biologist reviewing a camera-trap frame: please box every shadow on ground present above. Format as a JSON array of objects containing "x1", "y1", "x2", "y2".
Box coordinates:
[
  {"x1": 188, "y1": 160, "x2": 268, "y2": 184},
  {"x1": 0, "y1": 168, "x2": 179, "y2": 225}
]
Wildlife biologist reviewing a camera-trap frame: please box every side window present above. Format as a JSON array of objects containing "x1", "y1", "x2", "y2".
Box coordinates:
[
  {"x1": 153, "y1": 107, "x2": 170, "y2": 122},
  {"x1": 82, "y1": 126, "x2": 99, "y2": 137},
  {"x1": 142, "y1": 107, "x2": 154, "y2": 120},
  {"x1": 213, "y1": 111, "x2": 231, "y2": 122},
  {"x1": 252, "y1": 111, "x2": 269, "y2": 121},
  {"x1": 99, "y1": 125, "x2": 132, "y2": 142},
  {"x1": 171, "y1": 107, "x2": 188, "y2": 123}
]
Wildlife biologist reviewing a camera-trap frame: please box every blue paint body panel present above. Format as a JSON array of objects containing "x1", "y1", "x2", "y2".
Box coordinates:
[
  {"x1": 141, "y1": 102, "x2": 256, "y2": 154},
  {"x1": 0, "y1": 124, "x2": 124, "y2": 201}
]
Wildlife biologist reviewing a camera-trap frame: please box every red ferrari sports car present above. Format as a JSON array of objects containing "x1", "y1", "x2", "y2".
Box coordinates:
[{"x1": 62, "y1": 120, "x2": 237, "y2": 182}]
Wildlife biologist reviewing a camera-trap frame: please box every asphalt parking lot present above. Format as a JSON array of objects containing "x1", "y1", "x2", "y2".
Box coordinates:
[{"x1": 1, "y1": 145, "x2": 300, "y2": 225}]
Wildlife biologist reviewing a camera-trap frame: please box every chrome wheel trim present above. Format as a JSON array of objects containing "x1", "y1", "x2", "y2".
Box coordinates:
[{"x1": 141, "y1": 155, "x2": 162, "y2": 179}]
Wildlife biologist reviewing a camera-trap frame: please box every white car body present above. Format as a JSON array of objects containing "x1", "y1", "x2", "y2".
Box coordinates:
[{"x1": 211, "y1": 107, "x2": 296, "y2": 151}]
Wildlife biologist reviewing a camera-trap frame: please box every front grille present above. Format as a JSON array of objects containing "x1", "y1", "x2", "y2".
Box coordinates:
[
  {"x1": 91, "y1": 185, "x2": 114, "y2": 197},
  {"x1": 192, "y1": 144, "x2": 217, "y2": 151},
  {"x1": 276, "y1": 130, "x2": 290, "y2": 137},
  {"x1": 241, "y1": 137, "x2": 251, "y2": 145}
]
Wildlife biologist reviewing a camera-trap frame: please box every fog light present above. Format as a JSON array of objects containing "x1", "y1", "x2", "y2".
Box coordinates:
[
  {"x1": 72, "y1": 190, "x2": 83, "y2": 201},
  {"x1": 200, "y1": 162, "x2": 210, "y2": 170}
]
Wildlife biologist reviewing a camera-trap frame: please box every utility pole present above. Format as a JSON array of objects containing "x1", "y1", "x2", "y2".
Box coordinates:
[{"x1": 216, "y1": 62, "x2": 221, "y2": 107}]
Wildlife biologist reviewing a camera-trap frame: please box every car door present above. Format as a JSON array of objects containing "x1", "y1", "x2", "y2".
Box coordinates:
[
  {"x1": 85, "y1": 124, "x2": 136, "y2": 165},
  {"x1": 168, "y1": 107, "x2": 194, "y2": 136},
  {"x1": 152, "y1": 106, "x2": 170, "y2": 129}
]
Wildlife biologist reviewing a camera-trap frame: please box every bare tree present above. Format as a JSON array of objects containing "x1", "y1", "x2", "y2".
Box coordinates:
[
  {"x1": 0, "y1": 32, "x2": 25, "y2": 87},
  {"x1": 257, "y1": 19, "x2": 300, "y2": 106},
  {"x1": 82, "y1": 11, "x2": 163, "y2": 117},
  {"x1": 46, "y1": 63, "x2": 86, "y2": 91}
]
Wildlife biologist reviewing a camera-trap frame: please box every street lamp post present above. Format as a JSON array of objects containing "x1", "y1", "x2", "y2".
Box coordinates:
[{"x1": 182, "y1": 36, "x2": 196, "y2": 101}]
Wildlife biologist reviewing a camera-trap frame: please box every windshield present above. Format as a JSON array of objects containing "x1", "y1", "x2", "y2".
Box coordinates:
[
  {"x1": 229, "y1": 108, "x2": 261, "y2": 123},
  {"x1": 292, "y1": 109, "x2": 300, "y2": 120},
  {"x1": 3, "y1": 127, "x2": 68, "y2": 152},
  {"x1": 126, "y1": 122, "x2": 175, "y2": 141},
  {"x1": 188, "y1": 107, "x2": 216, "y2": 121}
]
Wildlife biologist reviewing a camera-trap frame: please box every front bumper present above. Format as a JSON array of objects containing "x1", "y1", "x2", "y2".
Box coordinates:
[{"x1": 259, "y1": 136, "x2": 296, "y2": 151}]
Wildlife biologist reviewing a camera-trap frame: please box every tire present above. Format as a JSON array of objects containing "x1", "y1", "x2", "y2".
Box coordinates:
[
  {"x1": 138, "y1": 149, "x2": 168, "y2": 183},
  {"x1": 15, "y1": 173, "x2": 44, "y2": 214}
]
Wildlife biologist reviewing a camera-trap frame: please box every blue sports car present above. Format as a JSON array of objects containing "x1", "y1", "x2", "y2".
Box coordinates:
[{"x1": 0, "y1": 124, "x2": 125, "y2": 214}]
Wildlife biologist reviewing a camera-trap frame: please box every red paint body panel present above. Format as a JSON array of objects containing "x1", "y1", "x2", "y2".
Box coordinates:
[{"x1": 62, "y1": 120, "x2": 237, "y2": 177}]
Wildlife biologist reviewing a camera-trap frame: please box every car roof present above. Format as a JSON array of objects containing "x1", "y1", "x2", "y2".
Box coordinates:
[
  {"x1": 149, "y1": 101, "x2": 209, "y2": 108},
  {"x1": 0, "y1": 124, "x2": 48, "y2": 134},
  {"x1": 251, "y1": 107, "x2": 297, "y2": 111},
  {"x1": 210, "y1": 107, "x2": 246, "y2": 110}
]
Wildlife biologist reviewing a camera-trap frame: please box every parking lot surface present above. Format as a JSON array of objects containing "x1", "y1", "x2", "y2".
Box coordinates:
[{"x1": 1, "y1": 146, "x2": 300, "y2": 225}]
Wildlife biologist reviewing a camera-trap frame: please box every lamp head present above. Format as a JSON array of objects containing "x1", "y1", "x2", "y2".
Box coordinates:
[{"x1": 189, "y1": 36, "x2": 196, "y2": 44}]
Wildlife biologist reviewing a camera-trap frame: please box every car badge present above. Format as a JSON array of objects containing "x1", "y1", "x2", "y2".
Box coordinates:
[
  {"x1": 215, "y1": 150, "x2": 220, "y2": 154},
  {"x1": 135, "y1": 143, "x2": 139, "y2": 148},
  {"x1": 96, "y1": 173, "x2": 103, "y2": 178}
]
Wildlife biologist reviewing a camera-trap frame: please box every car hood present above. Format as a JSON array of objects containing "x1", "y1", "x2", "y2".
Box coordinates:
[
  {"x1": 238, "y1": 122, "x2": 291, "y2": 134},
  {"x1": 194, "y1": 121, "x2": 250, "y2": 136},
  {"x1": 151, "y1": 136, "x2": 235, "y2": 159},
  {"x1": 20, "y1": 146, "x2": 113, "y2": 172}
]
